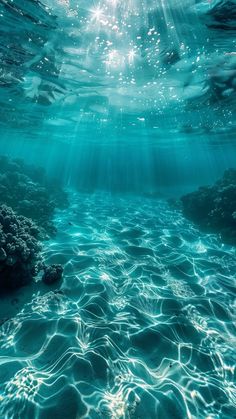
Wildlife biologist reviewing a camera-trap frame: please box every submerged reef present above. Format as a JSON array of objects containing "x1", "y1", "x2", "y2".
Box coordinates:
[
  {"x1": 0, "y1": 155, "x2": 68, "y2": 237},
  {"x1": 181, "y1": 169, "x2": 236, "y2": 245},
  {"x1": 0, "y1": 156, "x2": 66, "y2": 291},
  {"x1": 0, "y1": 205, "x2": 42, "y2": 290},
  {"x1": 42, "y1": 264, "x2": 64, "y2": 285},
  {"x1": 0, "y1": 205, "x2": 64, "y2": 291}
]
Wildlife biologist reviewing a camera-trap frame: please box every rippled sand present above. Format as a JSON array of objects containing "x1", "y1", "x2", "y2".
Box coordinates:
[{"x1": 0, "y1": 192, "x2": 236, "y2": 418}]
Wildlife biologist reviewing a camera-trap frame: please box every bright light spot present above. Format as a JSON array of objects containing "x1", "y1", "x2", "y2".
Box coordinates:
[
  {"x1": 100, "y1": 272, "x2": 110, "y2": 281},
  {"x1": 107, "y1": 0, "x2": 119, "y2": 5},
  {"x1": 190, "y1": 390, "x2": 197, "y2": 398},
  {"x1": 104, "y1": 388, "x2": 126, "y2": 418},
  {"x1": 128, "y1": 49, "x2": 136, "y2": 64},
  {"x1": 108, "y1": 49, "x2": 118, "y2": 61},
  {"x1": 91, "y1": 7, "x2": 104, "y2": 22},
  {"x1": 6, "y1": 368, "x2": 46, "y2": 401},
  {"x1": 58, "y1": 0, "x2": 70, "y2": 5},
  {"x1": 105, "y1": 49, "x2": 123, "y2": 68}
]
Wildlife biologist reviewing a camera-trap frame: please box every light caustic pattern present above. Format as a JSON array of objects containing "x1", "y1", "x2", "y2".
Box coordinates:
[{"x1": 0, "y1": 193, "x2": 236, "y2": 418}]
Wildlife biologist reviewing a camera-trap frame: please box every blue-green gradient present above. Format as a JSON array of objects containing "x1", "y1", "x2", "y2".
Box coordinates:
[{"x1": 0, "y1": 0, "x2": 236, "y2": 418}]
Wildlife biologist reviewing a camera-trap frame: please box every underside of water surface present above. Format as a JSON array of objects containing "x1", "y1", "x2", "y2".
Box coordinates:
[{"x1": 0, "y1": 1, "x2": 236, "y2": 418}]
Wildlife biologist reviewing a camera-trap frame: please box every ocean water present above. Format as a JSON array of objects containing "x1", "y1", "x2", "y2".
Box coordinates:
[{"x1": 0, "y1": 1, "x2": 236, "y2": 418}]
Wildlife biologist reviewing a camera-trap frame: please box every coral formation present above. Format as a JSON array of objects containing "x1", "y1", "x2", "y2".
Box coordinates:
[
  {"x1": 0, "y1": 156, "x2": 66, "y2": 290},
  {"x1": 0, "y1": 205, "x2": 42, "y2": 290},
  {"x1": 0, "y1": 205, "x2": 64, "y2": 291},
  {"x1": 181, "y1": 169, "x2": 236, "y2": 245},
  {"x1": 42, "y1": 264, "x2": 64, "y2": 285},
  {"x1": 0, "y1": 155, "x2": 68, "y2": 237}
]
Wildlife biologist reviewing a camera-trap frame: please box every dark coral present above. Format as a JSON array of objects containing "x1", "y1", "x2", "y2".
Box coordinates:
[
  {"x1": 181, "y1": 169, "x2": 236, "y2": 245},
  {"x1": 42, "y1": 264, "x2": 63, "y2": 285},
  {"x1": 0, "y1": 205, "x2": 64, "y2": 291},
  {"x1": 0, "y1": 155, "x2": 68, "y2": 237},
  {"x1": 0, "y1": 205, "x2": 42, "y2": 290}
]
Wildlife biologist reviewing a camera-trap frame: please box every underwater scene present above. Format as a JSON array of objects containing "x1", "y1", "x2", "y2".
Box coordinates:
[{"x1": 0, "y1": 0, "x2": 236, "y2": 418}]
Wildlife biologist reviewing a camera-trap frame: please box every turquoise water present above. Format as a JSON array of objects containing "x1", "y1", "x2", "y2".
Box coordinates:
[{"x1": 0, "y1": 1, "x2": 236, "y2": 418}]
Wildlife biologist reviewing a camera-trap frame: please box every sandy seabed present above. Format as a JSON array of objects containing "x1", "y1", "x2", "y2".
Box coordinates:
[{"x1": 0, "y1": 192, "x2": 236, "y2": 419}]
